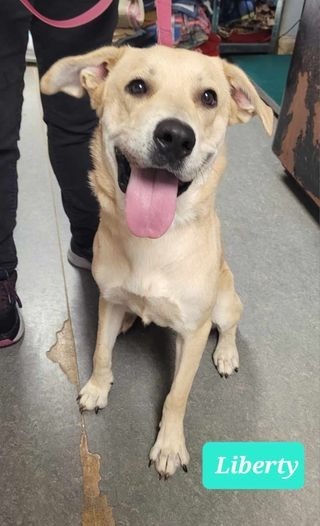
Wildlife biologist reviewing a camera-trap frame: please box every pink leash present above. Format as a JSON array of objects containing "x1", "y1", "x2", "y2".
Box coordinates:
[
  {"x1": 18, "y1": 0, "x2": 173, "y2": 45},
  {"x1": 19, "y1": 0, "x2": 114, "y2": 29},
  {"x1": 155, "y1": 0, "x2": 173, "y2": 46}
]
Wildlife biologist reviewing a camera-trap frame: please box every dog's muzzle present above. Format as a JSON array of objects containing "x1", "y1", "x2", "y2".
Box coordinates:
[{"x1": 115, "y1": 120, "x2": 195, "y2": 239}]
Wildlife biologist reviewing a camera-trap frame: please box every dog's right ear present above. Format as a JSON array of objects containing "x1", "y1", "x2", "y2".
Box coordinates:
[{"x1": 40, "y1": 46, "x2": 124, "y2": 110}]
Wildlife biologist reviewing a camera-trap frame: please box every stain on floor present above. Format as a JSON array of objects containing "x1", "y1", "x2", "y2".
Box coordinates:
[
  {"x1": 46, "y1": 315, "x2": 115, "y2": 525},
  {"x1": 80, "y1": 432, "x2": 115, "y2": 526},
  {"x1": 47, "y1": 319, "x2": 79, "y2": 385}
]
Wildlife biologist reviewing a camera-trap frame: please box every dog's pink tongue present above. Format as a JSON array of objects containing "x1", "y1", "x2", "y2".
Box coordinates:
[{"x1": 125, "y1": 167, "x2": 178, "y2": 238}]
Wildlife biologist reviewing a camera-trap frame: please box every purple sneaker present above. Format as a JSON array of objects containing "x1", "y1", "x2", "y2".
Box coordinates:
[{"x1": 0, "y1": 270, "x2": 24, "y2": 348}]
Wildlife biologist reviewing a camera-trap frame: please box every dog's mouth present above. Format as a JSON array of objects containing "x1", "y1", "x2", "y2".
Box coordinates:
[
  {"x1": 116, "y1": 149, "x2": 191, "y2": 196},
  {"x1": 115, "y1": 148, "x2": 192, "y2": 239}
]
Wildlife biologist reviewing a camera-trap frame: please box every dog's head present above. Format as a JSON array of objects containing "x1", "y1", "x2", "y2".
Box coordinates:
[{"x1": 41, "y1": 45, "x2": 273, "y2": 239}]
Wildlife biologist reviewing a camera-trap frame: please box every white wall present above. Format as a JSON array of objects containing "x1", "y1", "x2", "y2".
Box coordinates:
[{"x1": 280, "y1": 0, "x2": 304, "y2": 37}]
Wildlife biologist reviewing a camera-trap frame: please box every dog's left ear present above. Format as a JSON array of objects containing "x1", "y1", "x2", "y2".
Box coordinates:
[
  {"x1": 40, "y1": 46, "x2": 124, "y2": 111},
  {"x1": 222, "y1": 60, "x2": 273, "y2": 135}
]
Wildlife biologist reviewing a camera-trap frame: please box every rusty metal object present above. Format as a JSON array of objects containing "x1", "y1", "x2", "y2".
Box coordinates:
[{"x1": 273, "y1": 0, "x2": 320, "y2": 205}]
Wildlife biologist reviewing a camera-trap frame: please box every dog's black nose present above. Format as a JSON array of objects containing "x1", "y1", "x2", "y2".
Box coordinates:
[{"x1": 153, "y1": 119, "x2": 196, "y2": 163}]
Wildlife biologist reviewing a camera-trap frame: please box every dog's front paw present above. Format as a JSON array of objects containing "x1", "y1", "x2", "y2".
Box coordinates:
[
  {"x1": 213, "y1": 342, "x2": 239, "y2": 377},
  {"x1": 149, "y1": 425, "x2": 190, "y2": 478},
  {"x1": 77, "y1": 377, "x2": 113, "y2": 413}
]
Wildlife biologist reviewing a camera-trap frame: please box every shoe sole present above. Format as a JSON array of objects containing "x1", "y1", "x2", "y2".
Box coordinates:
[
  {"x1": 67, "y1": 247, "x2": 92, "y2": 271},
  {"x1": 0, "y1": 310, "x2": 25, "y2": 348}
]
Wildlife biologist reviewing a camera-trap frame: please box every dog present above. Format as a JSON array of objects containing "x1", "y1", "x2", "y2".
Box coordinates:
[{"x1": 41, "y1": 45, "x2": 273, "y2": 478}]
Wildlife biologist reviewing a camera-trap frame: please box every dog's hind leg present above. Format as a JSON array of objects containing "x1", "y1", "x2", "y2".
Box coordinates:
[
  {"x1": 149, "y1": 319, "x2": 212, "y2": 477},
  {"x1": 78, "y1": 296, "x2": 126, "y2": 412},
  {"x1": 212, "y1": 260, "x2": 243, "y2": 377},
  {"x1": 119, "y1": 312, "x2": 137, "y2": 334}
]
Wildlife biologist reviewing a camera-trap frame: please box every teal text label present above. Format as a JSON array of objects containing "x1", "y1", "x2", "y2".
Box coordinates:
[{"x1": 202, "y1": 442, "x2": 304, "y2": 490}]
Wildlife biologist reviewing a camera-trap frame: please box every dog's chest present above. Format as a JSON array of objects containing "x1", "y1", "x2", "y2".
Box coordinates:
[
  {"x1": 107, "y1": 286, "x2": 181, "y2": 327},
  {"x1": 94, "y1": 226, "x2": 219, "y2": 332},
  {"x1": 101, "y1": 274, "x2": 182, "y2": 329}
]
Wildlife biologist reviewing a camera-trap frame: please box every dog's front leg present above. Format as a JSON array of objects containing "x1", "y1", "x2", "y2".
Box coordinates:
[
  {"x1": 149, "y1": 320, "x2": 211, "y2": 478},
  {"x1": 78, "y1": 296, "x2": 126, "y2": 413}
]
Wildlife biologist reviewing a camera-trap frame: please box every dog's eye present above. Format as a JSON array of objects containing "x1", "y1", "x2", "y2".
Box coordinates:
[
  {"x1": 126, "y1": 78, "x2": 148, "y2": 96},
  {"x1": 201, "y1": 89, "x2": 218, "y2": 108}
]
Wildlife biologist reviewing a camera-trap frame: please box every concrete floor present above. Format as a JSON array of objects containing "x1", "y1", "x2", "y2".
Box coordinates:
[{"x1": 0, "y1": 66, "x2": 319, "y2": 526}]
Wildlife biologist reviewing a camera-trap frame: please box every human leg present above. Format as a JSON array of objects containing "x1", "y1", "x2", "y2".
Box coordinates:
[{"x1": 31, "y1": 0, "x2": 119, "y2": 260}]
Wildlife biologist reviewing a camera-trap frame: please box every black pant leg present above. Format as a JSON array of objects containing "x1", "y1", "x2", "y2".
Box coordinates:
[
  {"x1": 0, "y1": 1, "x2": 31, "y2": 272},
  {"x1": 31, "y1": 0, "x2": 119, "y2": 258}
]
